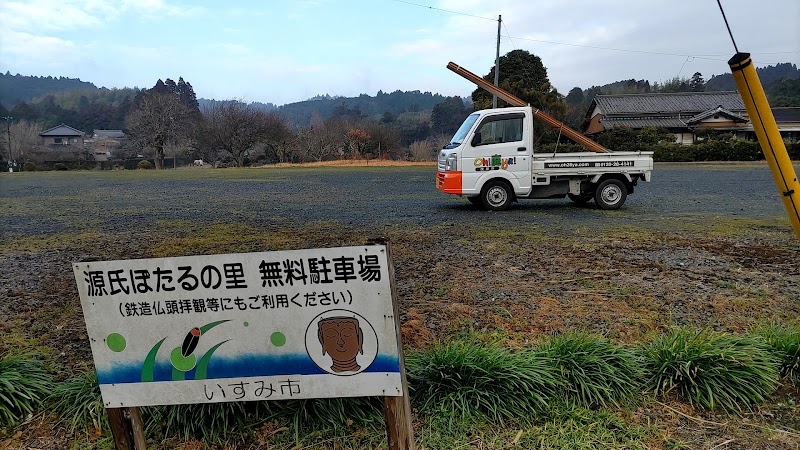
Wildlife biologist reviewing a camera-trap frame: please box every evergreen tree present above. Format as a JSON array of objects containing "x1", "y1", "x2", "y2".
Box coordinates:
[
  {"x1": 689, "y1": 72, "x2": 705, "y2": 92},
  {"x1": 471, "y1": 50, "x2": 552, "y2": 109},
  {"x1": 177, "y1": 77, "x2": 200, "y2": 112},
  {"x1": 431, "y1": 97, "x2": 470, "y2": 135},
  {"x1": 164, "y1": 78, "x2": 178, "y2": 94},
  {"x1": 565, "y1": 87, "x2": 584, "y2": 106}
]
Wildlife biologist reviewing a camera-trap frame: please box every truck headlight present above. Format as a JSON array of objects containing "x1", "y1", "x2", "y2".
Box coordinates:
[{"x1": 445, "y1": 153, "x2": 458, "y2": 171}]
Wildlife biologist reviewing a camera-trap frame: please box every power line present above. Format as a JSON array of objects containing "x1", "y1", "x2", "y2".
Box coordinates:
[
  {"x1": 388, "y1": 0, "x2": 798, "y2": 64},
  {"x1": 503, "y1": 34, "x2": 796, "y2": 62},
  {"x1": 501, "y1": 21, "x2": 515, "y2": 49},
  {"x1": 387, "y1": 0, "x2": 495, "y2": 21}
]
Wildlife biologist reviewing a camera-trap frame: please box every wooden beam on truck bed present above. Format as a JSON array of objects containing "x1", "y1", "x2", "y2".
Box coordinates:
[{"x1": 447, "y1": 62, "x2": 609, "y2": 153}]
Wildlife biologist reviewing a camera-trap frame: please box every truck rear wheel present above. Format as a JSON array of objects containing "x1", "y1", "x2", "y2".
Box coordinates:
[
  {"x1": 481, "y1": 181, "x2": 512, "y2": 211},
  {"x1": 594, "y1": 179, "x2": 627, "y2": 210}
]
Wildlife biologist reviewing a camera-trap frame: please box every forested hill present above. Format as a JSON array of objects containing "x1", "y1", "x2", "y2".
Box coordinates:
[
  {"x1": 200, "y1": 91, "x2": 459, "y2": 128},
  {"x1": 1, "y1": 70, "x2": 460, "y2": 129},
  {"x1": 706, "y1": 63, "x2": 800, "y2": 91},
  {"x1": 0, "y1": 72, "x2": 97, "y2": 106},
  {"x1": 276, "y1": 90, "x2": 452, "y2": 127}
]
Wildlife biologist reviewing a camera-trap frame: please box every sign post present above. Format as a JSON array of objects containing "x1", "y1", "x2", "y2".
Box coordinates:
[
  {"x1": 107, "y1": 407, "x2": 146, "y2": 450},
  {"x1": 73, "y1": 244, "x2": 414, "y2": 448},
  {"x1": 371, "y1": 239, "x2": 415, "y2": 450}
]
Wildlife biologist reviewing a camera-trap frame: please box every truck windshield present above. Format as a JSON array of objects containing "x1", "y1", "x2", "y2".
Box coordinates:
[{"x1": 446, "y1": 113, "x2": 479, "y2": 148}]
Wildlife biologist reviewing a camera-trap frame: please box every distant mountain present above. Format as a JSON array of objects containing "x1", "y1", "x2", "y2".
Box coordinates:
[
  {"x1": 0, "y1": 72, "x2": 97, "y2": 107},
  {"x1": 588, "y1": 79, "x2": 652, "y2": 95},
  {"x1": 198, "y1": 98, "x2": 278, "y2": 112},
  {"x1": 200, "y1": 91, "x2": 460, "y2": 128},
  {"x1": 706, "y1": 63, "x2": 800, "y2": 91},
  {"x1": 275, "y1": 90, "x2": 452, "y2": 127}
]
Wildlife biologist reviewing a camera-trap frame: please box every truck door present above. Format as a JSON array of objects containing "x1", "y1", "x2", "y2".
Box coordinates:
[{"x1": 462, "y1": 112, "x2": 531, "y2": 194}]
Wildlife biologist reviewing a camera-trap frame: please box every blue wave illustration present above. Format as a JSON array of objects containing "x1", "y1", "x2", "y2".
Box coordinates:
[{"x1": 97, "y1": 353, "x2": 400, "y2": 384}]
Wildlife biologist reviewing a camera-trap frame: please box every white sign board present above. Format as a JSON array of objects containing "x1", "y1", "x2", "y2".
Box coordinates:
[{"x1": 73, "y1": 245, "x2": 402, "y2": 408}]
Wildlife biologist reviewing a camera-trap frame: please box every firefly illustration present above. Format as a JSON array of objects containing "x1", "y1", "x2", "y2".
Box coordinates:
[
  {"x1": 143, "y1": 320, "x2": 230, "y2": 382},
  {"x1": 181, "y1": 327, "x2": 201, "y2": 357}
]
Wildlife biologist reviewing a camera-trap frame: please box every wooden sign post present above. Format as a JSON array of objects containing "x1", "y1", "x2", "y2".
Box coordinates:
[
  {"x1": 107, "y1": 406, "x2": 146, "y2": 450},
  {"x1": 371, "y1": 238, "x2": 415, "y2": 450}
]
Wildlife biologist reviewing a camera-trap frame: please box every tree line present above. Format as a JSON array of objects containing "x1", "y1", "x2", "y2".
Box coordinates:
[
  {"x1": 1, "y1": 75, "x2": 473, "y2": 167},
  {"x1": 2, "y1": 52, "x2": 797, "y2": 168}
]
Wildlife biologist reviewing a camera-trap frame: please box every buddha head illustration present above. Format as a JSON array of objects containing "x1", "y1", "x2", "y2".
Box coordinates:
[{"x1": 317, "y1": 316, "x2": 364, "y2": 373}]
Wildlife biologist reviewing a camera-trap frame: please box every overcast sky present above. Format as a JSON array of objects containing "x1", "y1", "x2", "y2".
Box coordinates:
[{"x1": 1, "y1": 0, "x2": 798, "y2": 105}]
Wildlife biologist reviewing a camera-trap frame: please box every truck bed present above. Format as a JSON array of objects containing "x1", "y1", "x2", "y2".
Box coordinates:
[{"x1": 532, "y1": 151, "x2": 654, "y2": 182}]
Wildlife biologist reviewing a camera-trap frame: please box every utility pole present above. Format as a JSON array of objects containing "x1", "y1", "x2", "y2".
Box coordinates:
[
  {"x1": 2, "y1": 116, "x2": 12, "y2": 171},
  {"x1": 492, "y1": 15, "x2": 501, "y2": 108}
]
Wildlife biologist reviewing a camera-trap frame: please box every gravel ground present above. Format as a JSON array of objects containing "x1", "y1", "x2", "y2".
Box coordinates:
[
  {"x1": 0, "y1": 162, "x2": 794, "y2": 236},
  {"x1": 1, "y1": 162, "x2": 799, "y2": 449}
]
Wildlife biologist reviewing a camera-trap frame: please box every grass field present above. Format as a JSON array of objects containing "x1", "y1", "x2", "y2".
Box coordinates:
[{"x1": 1, "y1": 164, "x2": 799, "y2": 449}]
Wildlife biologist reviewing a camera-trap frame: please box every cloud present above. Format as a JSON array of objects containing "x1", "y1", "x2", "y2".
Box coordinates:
[
  {"x1": 0, "y1": 0, "x2": 104, "y2": 31},
  {"x1": 0, "y1": 0, "x2": 205, "y2": 34},
  {"x1": 0, "y1": 30, "x2": 85, "y2": 77},
  {"x1": 287, "y1": 0, "x2": 329, "y2": 20}
]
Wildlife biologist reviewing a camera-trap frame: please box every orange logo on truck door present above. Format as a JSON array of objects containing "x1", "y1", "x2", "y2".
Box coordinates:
[{"x1": 474, "y1": 154, "x2": 516, "y2": 171}]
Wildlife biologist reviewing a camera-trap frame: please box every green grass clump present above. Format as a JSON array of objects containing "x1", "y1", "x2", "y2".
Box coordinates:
[
  {"x1": 146, "y1": 401, "x2": 255, "y2": 444},
  {"x1": 273, "y1": 397, "x2": 384, "y2": 444},
  {"x1": 147, "y1": 397, "x2": 382, "y2": 445},
  {"x1": 519, "y1": 405, "x2": 653, "y2": 449},
  {"x1": 753, "y1": 323, "x2": 800, "y2": 382},
  {"x1": 641, "y1": 328, "x2": 779, "y2": 411},
  {"x1": 49, "y1": 370, "x2": 106, "y2": 433},
  {"x1": 0, "y1": 353, "x2": 53, "y2": 428},
  {"x1": 406, "y1": 340, "x2": 561, "y2": 421},
  {"x1": 276, "y1": 397, "x2": 383, "y2": 430},
  {"x1": 540, "y1": 333, "x2": 641, "y2": 408}
]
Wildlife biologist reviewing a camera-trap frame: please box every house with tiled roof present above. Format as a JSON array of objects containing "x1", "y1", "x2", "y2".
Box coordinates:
[
  {"x1": 92, "y1": 129, "x2": 127, "y2": 140},
  {"x1": 39, "y1": 124, "x2": 85, "y2": 147},
  {"x1": 582, "y1": 92, "x2": 748, "y2": 144},
  {"x1": 582, "y1": 92, "x2": 800, "y2": 144},
  {"x1": 86, "y1": 129, "x2": 127, "y2": 161}
]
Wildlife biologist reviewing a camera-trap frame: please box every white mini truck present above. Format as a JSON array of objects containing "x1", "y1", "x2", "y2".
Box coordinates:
[{"x1": 436, "y1": 106, "x2": 654, "y2": 211}]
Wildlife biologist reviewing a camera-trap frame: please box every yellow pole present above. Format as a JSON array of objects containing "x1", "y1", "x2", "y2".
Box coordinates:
[{"x1": 729, "y1": 52, "x2": 800, "y2": 239}]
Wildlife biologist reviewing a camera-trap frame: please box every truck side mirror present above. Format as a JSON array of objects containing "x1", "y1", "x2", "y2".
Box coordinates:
[{"x1": 471, "y1": 132, "x2": 482, "y2": 147}]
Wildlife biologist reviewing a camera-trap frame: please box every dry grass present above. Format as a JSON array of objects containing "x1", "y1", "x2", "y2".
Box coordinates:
[{"x1": 260, "y1": 160, "x2": 436, "y2": 168}]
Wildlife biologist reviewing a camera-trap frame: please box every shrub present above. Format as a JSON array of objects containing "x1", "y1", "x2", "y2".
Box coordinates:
[
  {"x1": 641, "y1": 328, "x2": 779, "y2": 411},
  {"x1": 406, "y1": 340, "x2": 561, "y2": 420},
  {"x1": 653, "y1": 143, "x2": 696, "y2": 162},
  {"x1": 0, "y1": 353, "x2": 53, "y2": 428},
  {"x1": 787, "y1": 141, "x2": 800, "y2": 160},
  {"x1": 753, "y1": 323, "x2": 800, "y2": 382},
  {"x1": 137, "y1": 160, "x2": 152, "y2": 170},
  {"x1": 53, "y1": 162, "x2": 68, "y2": 171},
  {"x1": 22, "y1": 162, "x2": 36, "y2": 172},
  {"x1": 540, "y1": 333, "x2": 640, "y2": 408},
  {"x1": 49, "y1": 370, "x2": 106, "y2": 432},
  {"x1": 539, "y1": 143, "x2": 585, "y2": 154}
]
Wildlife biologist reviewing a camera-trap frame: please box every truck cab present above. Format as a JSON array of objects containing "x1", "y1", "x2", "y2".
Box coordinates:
[{"x1": 437, "y1": 106, "x2": 653, "y2": 211}]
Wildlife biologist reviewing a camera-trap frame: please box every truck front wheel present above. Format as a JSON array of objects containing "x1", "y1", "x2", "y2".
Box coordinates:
[
  {"x1": 594, "y1": 179, "x2": 627, "y2": 210},
  {"x1": 481, "y1": 181, "x2": 512, "y2": 211}
]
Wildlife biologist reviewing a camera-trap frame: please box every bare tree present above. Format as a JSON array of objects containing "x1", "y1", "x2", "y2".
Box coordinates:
[
  {"x1": 201, "y1": 101, "x2": 289, "y2": 167},
  {"x1": 126, "y1": 93, "x2": 193, "y2": 169},
  {"x1": 7, "y1": 120, "x2": 43, "y2": 163},
  {"x1": 294, "y1": 113, "x2": 341, "y2": 162},
  {"x1": 409, "y1": 140, "x2": 434, "y2": 161}
]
